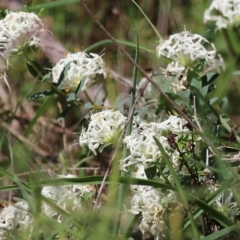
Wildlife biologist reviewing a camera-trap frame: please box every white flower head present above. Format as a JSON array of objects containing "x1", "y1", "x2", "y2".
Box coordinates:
[
  {"x1": 79, "y1": 110, "x2": 127, "y2": 155},
  {"x1": 52, "y1": 51, "x2": 106, "y2": 93},
  {"x1": 156, "y1": 30, "x2": 225, "y2": 92},
  {"x1": 139, "y1": 203, "x2": 166, "y2": 236},
  {"x1": 120, "y1": 116, "x2": 191, "y2": 171},
  {"x1": 0, "y1": 200, "x2": 31, "y2": 238},
  {"x1": 129, "y1": 176, "x2": 181, "y2": 237},
  {"x1": 204, "y1": 0, "x2": 240, "y2": 30},
  {"x1": 156, "y1": 30, "x2": 216, "y2": 69},
  {"x1": 41, "y1": 174, "x2": 95, "y2": 219},
  {"x1": 0, "y1": 11, "x2": 44, "y2": 59},
  {"x1": 0, "y1": 174, "x2": 95, "y2": 237}
]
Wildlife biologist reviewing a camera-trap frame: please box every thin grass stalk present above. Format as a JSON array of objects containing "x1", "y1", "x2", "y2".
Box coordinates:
[
  {"x1": 85, "y1": 39, "x2": 155, "y2": 54},
  {"x1": 113, "y1": 32, "x2": 139, "y2": 235},
  {"x1": 132, "y1": 0, "x2": 163, "y2": 40},
  {"x1": 23, "y1": 96, "x2": 53, "y2": 137},
  {"x1": 26, "y1": 0, "x2": 80, "y2": 10},
  {"x1": 154, "y1": 137, "x2": 200, "y2": 239}
]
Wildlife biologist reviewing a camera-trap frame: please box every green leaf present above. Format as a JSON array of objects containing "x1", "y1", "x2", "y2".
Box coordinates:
[
  {"x1": 231, "y1": 70, "x2": 240, "y2": 75},
  {"x1": 57, "y1": 103, "x2": 72, "y2": 121},
  {"x1": 28, "y1": 176, "x2": 176, "y2": 191},
  {"x1": 42, "y1": 72, "x2": 52, "y2": 82},
  {"x1": 66, "y1": 93, "x2": 76, "y2": 102},
  {"x1": 75, "y1": 76, "x2": 87, "y2": 95},
  {"x1": 27, "y1": 0, "x2": 80, "y2": 10},
  {"x1": 85, "y1": 102, "x2": 92, "y2": 109},
  {"x1": 29, "y1": 89, "x2": 54, "y2": 100},
  {"x1": 115, "y1": 94, "x2": 130, "y2": 113},
  {"x1": 209, "y1": 97, "x2": 218, "y2": 105},
  {"x1": 57, "y1": 62, "x2": 72, "y2": 87},
  {"x1": 144, "y1": 166, "x2": 157, "y2": 180},
  {"x1": 26, "y1": 61, "x2": 46, "y2": 81},
  {"x1": 190, "y1": 77, "x2": 202, "y2": 89},
  {"x1": 85, "y1": 39, "x2": 155, "y2": 54},
  {"x1": 184, "y1": 180, "x2": 235, "y2": 229},
  {"x1": 201, "y1": 73, "x2": 219, "y2": 87},
  {"x1": 201, "y1": 225, "x2": 235, "y2": 240},
  {"x1": 190, "y1": 85, "x2": 219, "y2": 119},
  {"x1": 24, "y1": 97, "x2": 53, "y2": 137},
  {"x1": 192, "y1": 197, "x2": 234, "y2": 227},
  {"x1": 0, "y1": 10, "x2": 7, "y2": 19},
  {"x1": 201, "y1": 84, "x2": 216, "y2": 96}
]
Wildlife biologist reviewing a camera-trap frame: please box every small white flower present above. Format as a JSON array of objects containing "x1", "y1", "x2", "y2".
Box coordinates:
[
  {"x1": 0, "y1": 11, "x2": 44, "y2": 59},
  {"x1": 52, "y1": 51, "x2": 106, "y2": 92},
  {"x1": 79, "y1": 110, "x2": 127, "y2": 155},
  {"x1": 204, "y1": 0, "x2": 240, "y2": 30}
]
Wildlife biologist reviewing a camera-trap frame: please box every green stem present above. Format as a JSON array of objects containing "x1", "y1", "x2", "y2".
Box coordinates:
[{"x1": 83, "y1": 90, "x2": 94, "y2": 105}]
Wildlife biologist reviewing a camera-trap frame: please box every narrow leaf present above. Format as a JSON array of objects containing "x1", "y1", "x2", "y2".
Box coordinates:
[
  {"x1": 26, "y1": 61, "x2": 46, "y2": 81},
  {"x1": 57, "y1": 104, "x2": 72, "y2": 121},
  {"x1": 57, "y1": 62, "x2": 72, "y2": 87},
  {"x1": 201, "y1": 225, "x2": 235, "y2": 240},
  {"x1": 29, "y1": 89, "x2": 54, "y2": 100},
  {"x1": 66, "y1": 93, "x2": 76, "y2": 102},
  {"x1": 75, "y1": 76, "x2": 87, "y2": 95},
  {"x1": 153, "y1": 137, "x2": 200, "y2": 239}
]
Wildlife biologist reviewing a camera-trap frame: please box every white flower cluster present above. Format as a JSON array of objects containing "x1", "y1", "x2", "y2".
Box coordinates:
[
  {"x1": 156, "y1": 30, "x2": 225, "y2": 92},
  {"x1": 0, "y1": 11, "x2": 44, "y2": 59},
  {"x1": 79, "y1": 110, "x2": 127, "y2": 155},
  {"x1": 41, "y1": 174, "x2": 95, "y2": 220},
  {"x1": 52, "y1": 51, "x2": 106, "y2": 93},
  {"x1": 0, "y1": 174, "x2": 94, "y2": 238},
  {"x1": 0, "y1": 201, "x2": 31, "y2": 238},
  {"x1": 156, "y1": 30, "x2": 216, "y2": 69},
  {"x1": 120, "y1": 115, "x2": 190, "y2": 171},
  {"x1": 121, "y1": 116, "x2": 193, "y2": 236},
  {"x1": 129, "y1": 165, "x2": 182, "y2": 236},
  {"x1": 204, "y1": 0, "x2": 240, "y2": 30}
]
